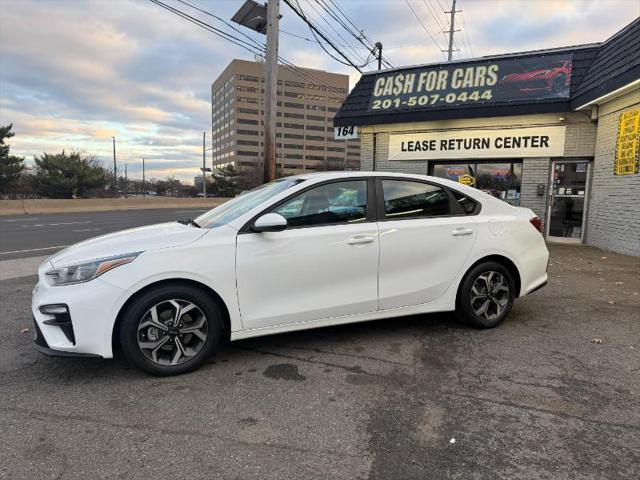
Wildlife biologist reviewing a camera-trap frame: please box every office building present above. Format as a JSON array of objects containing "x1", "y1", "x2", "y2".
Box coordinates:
[{"x1": 211, "y1": 59, "x2": 360, "y2": 179}]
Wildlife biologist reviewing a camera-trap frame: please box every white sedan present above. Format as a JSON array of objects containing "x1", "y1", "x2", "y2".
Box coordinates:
[{"x1": 32, "y1": 172, "x2": 549, "y2": 375}]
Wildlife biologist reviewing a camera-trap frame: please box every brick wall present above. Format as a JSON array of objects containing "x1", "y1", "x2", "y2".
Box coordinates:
[
  {"x1": 520, "y1": 157, "x2": 550, "y2": 221},
  {"x1": 564, "y1": 120, "x2": 597, "y2": 157},
  {"x1": 585, "y1": 92, "x2": 640, "y2": 256}
]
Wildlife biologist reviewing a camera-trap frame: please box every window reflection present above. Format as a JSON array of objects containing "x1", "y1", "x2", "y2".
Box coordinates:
[{"x1": 431, "y1": 161, "x2": 523, "y2": 206}]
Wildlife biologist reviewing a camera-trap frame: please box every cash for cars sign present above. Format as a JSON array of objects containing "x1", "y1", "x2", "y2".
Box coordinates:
[
  {"x1": 369, "y1": 53, "x2": 573, "y2": 112},
  {"x1": 388, "y1": 126, "x2": 566, "y2": 160}
]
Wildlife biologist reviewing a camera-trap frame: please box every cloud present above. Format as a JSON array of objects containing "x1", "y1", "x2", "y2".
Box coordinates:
[{"x1": 1, "y1": 0, "x2": 637, "y2": 181}]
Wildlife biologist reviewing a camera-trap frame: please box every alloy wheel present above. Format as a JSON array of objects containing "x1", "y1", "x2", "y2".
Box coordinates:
[
  {"x1": 469, "y1": 271, "x2": 510, "y2": 321},
  {"x1": 137, "y1": 299, "x2": 208, "y2": 366}
]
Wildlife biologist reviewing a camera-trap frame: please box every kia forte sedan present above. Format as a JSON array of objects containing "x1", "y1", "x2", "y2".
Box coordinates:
[{"x1": 32, "y1": 172, "x2": 548, "y2": 375}]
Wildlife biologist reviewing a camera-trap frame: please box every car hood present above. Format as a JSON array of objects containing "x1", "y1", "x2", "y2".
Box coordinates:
[{"x1": 48, "y1": 222, "x2": 208, "y2": 267}]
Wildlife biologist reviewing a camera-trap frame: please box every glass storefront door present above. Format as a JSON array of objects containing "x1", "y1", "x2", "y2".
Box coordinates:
[{"x1": 546, "y1": 160, "x2": 590, "y2": 243}]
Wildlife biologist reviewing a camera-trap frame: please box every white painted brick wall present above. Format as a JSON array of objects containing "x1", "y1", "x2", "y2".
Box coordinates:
[
  {"x1": 358, "y1": 113, "x2": 640, "y2": 256},
  {"x1": 585, "y1": 100, "x2": 640, "y2": 256},
  {"x1": 520, "y1": 157, "x2": 550, "y2": 222}
]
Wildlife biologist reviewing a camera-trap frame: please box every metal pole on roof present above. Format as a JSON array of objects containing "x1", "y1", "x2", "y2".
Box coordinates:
[
  {"x1": 375, "y1": 42, "x2": 383, "y2": 70},
  {"x1": 445, "y1": 0, "x2": 461, "y2": 62}
]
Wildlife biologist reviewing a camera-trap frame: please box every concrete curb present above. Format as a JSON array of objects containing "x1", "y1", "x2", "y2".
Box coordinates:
[{"x1": 0, "y1": 198, "x2": 230, "y2": 216}]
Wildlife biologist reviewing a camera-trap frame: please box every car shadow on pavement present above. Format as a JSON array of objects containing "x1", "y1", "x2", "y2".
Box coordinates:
[{"x1": 24, "y1": 311, "x2": 465, "y2": 380}]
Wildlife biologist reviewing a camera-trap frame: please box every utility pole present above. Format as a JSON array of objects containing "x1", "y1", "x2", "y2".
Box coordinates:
[
  {"x1": 444, "y1": 0, "x2": 460, "y2": 62},
  {"x1": 124, "y1": 164, "x2": 128, "y2": 198},
  {"x1": 112, "y1": 136, "x2": 117, "y2": 194},
  {"x1": 263, "y1": 0, "x2": 279, "y2": 183},
  {"x1": 142, "y1": 158, "x2": 146, "y2": 197},
  {"x1": 375, "y1": 42, "x2": 383, "y2": 70},
  {"x1": 202, "y1": 131, "x2": 207, "y2": 198}
]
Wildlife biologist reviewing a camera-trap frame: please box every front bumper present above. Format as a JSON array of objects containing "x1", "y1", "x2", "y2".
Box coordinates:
[
  {"x1": 33, "y1": 319, "x2": 102, "y2": 358},
  {"x1": 31, "y1": 261, "x2": 127, "y2": 359}
]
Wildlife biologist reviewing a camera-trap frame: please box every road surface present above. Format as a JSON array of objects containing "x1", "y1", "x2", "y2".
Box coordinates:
[
  {"x1": 0, "y1": 208, "x2": 208, "y2": 261},
  {"x1": 0, "y1": 244, "x2": 638, "y2": 479}
]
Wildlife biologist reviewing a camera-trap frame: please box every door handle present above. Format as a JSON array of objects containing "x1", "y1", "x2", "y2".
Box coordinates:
[
  {"x1": 451, "y1": 228, "x2": 474, "y2": 236},
  {"x1": 347, "y1": 235, "x2": 375, "y2": 245}
]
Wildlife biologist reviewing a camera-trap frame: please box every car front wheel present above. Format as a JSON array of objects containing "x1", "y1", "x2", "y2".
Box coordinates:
[
  {"x1": 119, "y1": 283, "x2": 223, "y2": 376},
  {"x1": 456, "y1": 262, "x2": 515, "y2": 329}
]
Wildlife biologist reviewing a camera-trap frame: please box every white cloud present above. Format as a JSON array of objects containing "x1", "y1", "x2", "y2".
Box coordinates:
[{"x1": 1, "y1": 0, "x2": 637, "y2": 180}]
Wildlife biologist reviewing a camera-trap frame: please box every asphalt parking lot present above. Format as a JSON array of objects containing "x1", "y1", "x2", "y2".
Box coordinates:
[{"x1": 1, "y1": 243, "x2": 638, "y2": 479}]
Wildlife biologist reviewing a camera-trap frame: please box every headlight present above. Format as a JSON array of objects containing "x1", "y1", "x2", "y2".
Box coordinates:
[{"x1": 45, "y1": 252, "x2": 142, "y2": 286}]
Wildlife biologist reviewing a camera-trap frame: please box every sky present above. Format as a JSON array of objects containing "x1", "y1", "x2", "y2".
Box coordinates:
[{"x1": 1, "y1": 0, "x2": 638, "y2": 182}]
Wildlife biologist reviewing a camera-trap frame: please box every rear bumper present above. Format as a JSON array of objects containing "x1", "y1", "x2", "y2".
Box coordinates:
[{"x1": 526, "y1": 279, "x2": 547, "y2": 296}]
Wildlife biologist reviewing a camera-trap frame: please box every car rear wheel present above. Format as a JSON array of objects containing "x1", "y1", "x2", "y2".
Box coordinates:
[
  {"x1": 456, "y1": 262, "x2": 515, "y2": 329},
  {"x1": 119, "y1": 284, "x2": 223, "y2": 376}
]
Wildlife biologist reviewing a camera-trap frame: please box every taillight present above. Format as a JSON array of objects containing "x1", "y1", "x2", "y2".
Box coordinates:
[{"x1": 529, "y1": 216, "x2": 543, "y2": 233}]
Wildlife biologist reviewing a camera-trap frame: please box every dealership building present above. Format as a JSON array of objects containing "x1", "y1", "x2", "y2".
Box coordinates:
[{"x1": 335, "y1": 19, "x2": 639, "y2": 256}]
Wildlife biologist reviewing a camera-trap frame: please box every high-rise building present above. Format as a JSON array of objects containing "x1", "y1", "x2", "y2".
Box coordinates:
[{"x1": 210, "y1": 59, "x2": 360, "y2": 180}]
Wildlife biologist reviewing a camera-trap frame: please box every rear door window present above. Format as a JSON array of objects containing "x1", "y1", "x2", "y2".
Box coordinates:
[{"x1": 381, "y1": 180, "x2": 451, "y2": 219}]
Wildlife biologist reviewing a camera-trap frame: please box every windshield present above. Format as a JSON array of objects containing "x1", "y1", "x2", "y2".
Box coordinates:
[{"x1": 194, "y1": 177, "x2": 304, "y2": 228}]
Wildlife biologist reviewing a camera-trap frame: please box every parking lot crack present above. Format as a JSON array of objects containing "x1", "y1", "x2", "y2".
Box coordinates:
[
  {"x1": 447, "y1": 393, "x2": 640, "y2": 432},
  {"x1": 288, "y1": 345, "x2": 411, "y2": 367},
  {"x1": 0, "y1": 406, "x2": 363, "y2": 458}
]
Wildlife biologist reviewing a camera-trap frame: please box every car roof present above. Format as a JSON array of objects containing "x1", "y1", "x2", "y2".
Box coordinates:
[
  {"x1": 294, "y1": 170, "x2": 467, "y2": 189},
  {"x1": 295, "y1": 170, "x2": 432, "y2": 180}
]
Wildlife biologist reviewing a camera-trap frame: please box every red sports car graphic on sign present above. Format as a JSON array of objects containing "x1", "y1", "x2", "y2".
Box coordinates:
[{"x1": 501, "y1": 60, "x2": 572, "y2": 94}]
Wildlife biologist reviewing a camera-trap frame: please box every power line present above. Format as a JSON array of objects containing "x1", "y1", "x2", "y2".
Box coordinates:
[
  {"x1": 322, "y1": 0, "x2": 393, "y2": 68},
  {"x1": 280, "y1": 29, "x2": 423, "y2": 52},
  {"x1": 315, "y1": 0, "x2": 393, "y2": 68},
  {"x1": 283, "y1": 0, "x2": 365, "y2": 72},
  {"x1": 304, "y1": 1, "x2": 371, "y2": 65},
  {"x1": 460, "y1": 9, "x2": 474, "y2": 57},
  {"x1": 149, "y1": 0, "x2": 337, "y2": 91},
  {"x1": 294, "y1": 0, "x2": 377, "y2": 69},
  {"x1": 422, "y1": 0, "x2": 446, "y2": 32},
  {"x1": 425, "y1": 0, "x2": 461, "y2": 55},
  {"x1": 173, "y1": 0, "x2": 264, "y2": 50},
  {"x1": 404, "y1": 0, "x2": 446, "y2": 58},
  {"x1": 443, "y1": 0, "x2": 461, "y2": 61},
  {"x1": 434, "y1": 0, "x2": 448, "y2": 12},
  {"x1": 148, "y1": 0, "x2": 265, "y2": 56}
]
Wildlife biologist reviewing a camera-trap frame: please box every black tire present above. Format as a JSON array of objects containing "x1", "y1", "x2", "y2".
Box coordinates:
[
  {"x1": 119, "y1": 283, "x2": 223, "y2": 376},
  {"x1": 456, "y1": 261, "x2": 515, "y2": 329}
]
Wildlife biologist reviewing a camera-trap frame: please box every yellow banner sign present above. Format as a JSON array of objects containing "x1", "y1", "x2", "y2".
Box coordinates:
[
  {"x1": 458, "y1": 174, "x2": 474, "y2": 185},
  {"x1": 615, "y1": 109, "x2": 640, "y2": 175}
]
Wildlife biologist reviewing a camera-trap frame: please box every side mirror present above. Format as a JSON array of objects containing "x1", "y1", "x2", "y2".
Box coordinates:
[{"x1": 252, "y1": 213, "x2": 288, "y2": 233}]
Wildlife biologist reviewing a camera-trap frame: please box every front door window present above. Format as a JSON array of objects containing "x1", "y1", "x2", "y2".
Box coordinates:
[
  {"x1": 547, "y1": 161, "x2": 589, "y2": 241},
  {"x1": 272, "y1": 180, "x2": 368, "y2": 227}
]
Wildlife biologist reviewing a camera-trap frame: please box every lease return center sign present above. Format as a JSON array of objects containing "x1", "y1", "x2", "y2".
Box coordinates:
[{"x1": 388, "y1": 126, "x2": 566, "y2": 160}]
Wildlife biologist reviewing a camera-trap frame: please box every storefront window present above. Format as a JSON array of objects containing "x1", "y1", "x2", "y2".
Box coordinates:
[{"x1": 431, "y1": 160, "x2": 522, "y2": 206}]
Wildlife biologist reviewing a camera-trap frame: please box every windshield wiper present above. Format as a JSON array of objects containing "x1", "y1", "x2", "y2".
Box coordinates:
[{"x1": 178, "y1": 218, "x2": 201, "y2": 228}]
